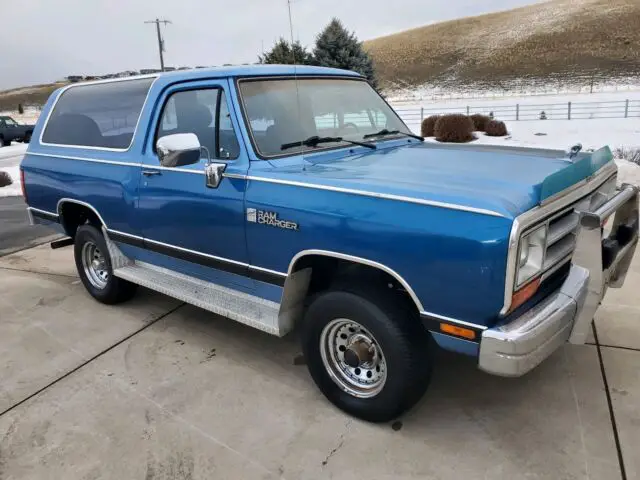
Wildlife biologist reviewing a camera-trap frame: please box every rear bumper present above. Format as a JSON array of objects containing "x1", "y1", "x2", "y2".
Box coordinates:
[{"x1": 479, "y1": 184, "x2": 639, "y2": 377}]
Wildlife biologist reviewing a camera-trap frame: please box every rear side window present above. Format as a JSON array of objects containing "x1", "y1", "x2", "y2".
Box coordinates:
[{"x1": 41, "y1": 78, "x2": 154, "y2": 149}]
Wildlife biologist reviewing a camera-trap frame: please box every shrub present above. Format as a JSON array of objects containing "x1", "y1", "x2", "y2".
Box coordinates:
[
  {"x1": 614, "y1": 146, "x2": 640, "y2": 165},
  {"x1": 470, "y1": 114, "x2": 491, "y2": 132},
  {"x1": 420, "y1": 115, "x2": 439, "y2": 137},
  {"x1": 433, "y1": 114, "x2": 475, "y2": 143},
  {"x1": 0, "y1": 171, "x2": 13, "y2": 188},
  {"x1": 485, "y1": 120, "x2": 508, "y2": 137}
]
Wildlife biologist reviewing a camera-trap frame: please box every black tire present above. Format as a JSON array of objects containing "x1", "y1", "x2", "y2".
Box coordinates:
[
  {"x1": 74, "y1": 224, "x2": 137, "y2": 304},
  {"x1": 0, "y1": 137, "x2": 7, "y2": 147},
  {"x1": 301, "y1": 286, "x2": 432, "y2": 422},
  {"x1": 23, "y1": 132, "x2": 32, "y2": 143}
]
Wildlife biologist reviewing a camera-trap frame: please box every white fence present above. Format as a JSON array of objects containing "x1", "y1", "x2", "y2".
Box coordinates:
[{"x1": 392, "y1": 99, "x2": 640, "y2": 124}]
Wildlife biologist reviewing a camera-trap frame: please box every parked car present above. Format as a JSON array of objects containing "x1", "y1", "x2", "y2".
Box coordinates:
[
  {"x1": 20, "y1": 66, "x2": 639, "y2": 422},
  {"x1": 0, "y1": 116, "x2": 35, "y2": 147}
]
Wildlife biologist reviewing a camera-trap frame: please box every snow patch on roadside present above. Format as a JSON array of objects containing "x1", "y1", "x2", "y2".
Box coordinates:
[
  {"x1": 0, "y1": 143, "x2": 28, "y2": 159},
  {"x1": 615, "y1": 159, "x2": 640, "y2": 187}
]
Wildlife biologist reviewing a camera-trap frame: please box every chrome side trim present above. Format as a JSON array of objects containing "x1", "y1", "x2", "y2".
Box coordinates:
[
  {"x1": 56, "y1": 198, "x2": 108, "y2": 227},
  {"x1": 28, "y1": 152, "x2": 137, "y2": 167},
  {"x1": 27, "y1": 206, "x2": 59, "y2": 219},
  {"x1": 38, "y1": 75, "x2": 159, "y2": 152},
  {"x1": 501, "y1": 161, "x2": 617, "y2": 315},
  {"x1": 288, "y1": 249, "x2": 425, "y2": 311},
  {"x1": 222, "y1": 172, "x2": 248, "y2": 180},
  {"x1": 242, "y1": 176, "x2": 505, "y2": 217},
  {"x1": 28, "y1": 152, "x2": 222, "y2": 176},
  {"x1": 146, "y1": 165, "x2": 206, "y2": 175},
  {"x1": 106, "y1": 229, "x2": 143, "y2": 241},
  {"x1": 248, "y1": 264, "x2": 288, "y2": 279},
  {"x1": 143, "y1": 237, "x2": 250, "y2": 268}
]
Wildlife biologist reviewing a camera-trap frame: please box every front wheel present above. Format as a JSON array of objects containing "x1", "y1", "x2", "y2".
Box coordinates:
[
  {"x1": 301, "y1": 287, "x2": 432, "y2": 422},
  {"x1": 74, "y1": 224, "x2": 137, "y2": 304}
]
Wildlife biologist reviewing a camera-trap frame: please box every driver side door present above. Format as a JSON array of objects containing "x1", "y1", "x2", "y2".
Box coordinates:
[{"x1": 134, "y1": 79, "x2": 253, "y2": 292}]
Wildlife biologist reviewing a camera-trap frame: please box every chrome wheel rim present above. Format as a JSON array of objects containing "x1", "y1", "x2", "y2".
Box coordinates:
[
  {"x1": 81, "y1": 241, "x2": 109, "y2": 289},
  {"x1": 320, "y1": 318, "x2": 387, "y2": 398}
]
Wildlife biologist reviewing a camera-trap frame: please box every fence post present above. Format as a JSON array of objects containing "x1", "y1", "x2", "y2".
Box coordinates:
[
  {"x1": 625, "y1": 100, "x2": 629, "y2": 118},
  {"x1": 466, "y1": 106, "x2": 470, "y2": 115},
  {"x1": 568, "y1": 102, "x2": 571, "y2": 120},
  {"x1": 421, "y1": 107, "x2": 424, "y2": 122},
  {"x1": 516, "y1": 104, "x2": 519, "y2": 121}
]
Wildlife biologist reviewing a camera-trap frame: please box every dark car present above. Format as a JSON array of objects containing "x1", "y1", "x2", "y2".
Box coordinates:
[{"x1": 0, "y1": 116, "x2": 35, "y2": 147}]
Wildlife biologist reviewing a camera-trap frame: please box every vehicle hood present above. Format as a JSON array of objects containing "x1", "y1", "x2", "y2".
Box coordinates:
[{"x1": 273, "y1": 142, "x2": 614, "y2": 219}]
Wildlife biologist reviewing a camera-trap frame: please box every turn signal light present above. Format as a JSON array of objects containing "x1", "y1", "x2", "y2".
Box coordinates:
[
  {"x1": 440, "y1": 323, "x2": 476, "y2": 340},
  {"x1": 510, "y1": 277, "x2": 541, "y2": 312}
]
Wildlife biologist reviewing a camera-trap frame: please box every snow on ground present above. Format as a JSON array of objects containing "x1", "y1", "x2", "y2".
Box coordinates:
[
  {"x1": 0, "y1": 143, "x2": 28, "y2": 160},
  {"x1": 616, "y1": 159, "x2": 640, "y2": 187},
  {"x1": 392, "y1": 89, "x2": 640, "y2": 110},
  {"x1": 401, "y1": 115, "x2": 640, "y2": 187}
]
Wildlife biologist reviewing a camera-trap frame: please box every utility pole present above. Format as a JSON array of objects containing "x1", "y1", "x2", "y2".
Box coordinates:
[{"x1": 145, "y1": 18, "x2": 172, "y2": 71}]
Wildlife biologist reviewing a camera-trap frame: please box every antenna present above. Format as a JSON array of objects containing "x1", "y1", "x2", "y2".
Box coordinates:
[
  {"x1": 286, "y1": 0, "x2": 304, "y2": 171},
  {"x1": 144, "y1": 18, "x2": 172, "y2": 71},
  {"x1": 287, "y1": 0, "x2": 296, "y2": 63}
]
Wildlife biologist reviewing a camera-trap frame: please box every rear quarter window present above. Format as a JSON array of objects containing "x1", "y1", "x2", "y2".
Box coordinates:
[{"x1": 41, "y1": 78, "x2": 154, "y2": 149}]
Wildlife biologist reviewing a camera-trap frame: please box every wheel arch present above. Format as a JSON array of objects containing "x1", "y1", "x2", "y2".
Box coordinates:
[
  {"x1": 278, "y1": 249, "x2": 424, "y2": 333},
  {"x1": 57, "y1": 198, "x2": 107, "y2": 237}
]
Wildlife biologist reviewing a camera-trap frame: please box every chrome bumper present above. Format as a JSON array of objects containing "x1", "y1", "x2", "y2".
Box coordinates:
[{"x1": 479, "y1": 184, "x2": 639, "y2": 377}]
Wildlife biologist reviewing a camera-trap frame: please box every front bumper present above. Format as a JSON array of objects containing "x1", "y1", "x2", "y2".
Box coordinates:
[{"x1": 479, "y1": 184, "x2": 639, "y2": 377}]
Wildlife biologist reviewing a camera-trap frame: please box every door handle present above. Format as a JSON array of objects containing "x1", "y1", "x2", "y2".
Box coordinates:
[{"x1": 142, "y1": 170, "x2": 162, "y2": 177}]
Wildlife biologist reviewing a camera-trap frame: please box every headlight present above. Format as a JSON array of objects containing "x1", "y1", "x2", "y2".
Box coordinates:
[{"x1": 516, "y1": 225, "x2": 547, "y2": 287}]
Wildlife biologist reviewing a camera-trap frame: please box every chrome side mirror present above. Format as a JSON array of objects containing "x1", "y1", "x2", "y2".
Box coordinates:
[{"x1": 156, "y1": 133, "x2": 201, "y2": 168}]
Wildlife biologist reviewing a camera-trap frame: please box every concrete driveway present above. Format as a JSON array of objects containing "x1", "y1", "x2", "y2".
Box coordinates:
[{"x1": 0, "y1": 244, "x2": 638, "y2": 479}]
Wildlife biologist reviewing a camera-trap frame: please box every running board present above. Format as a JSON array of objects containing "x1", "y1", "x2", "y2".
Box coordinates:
[
  {"x1": 103, "y1": 228, "x2": 290, "y2": 336},
  {"x1": 114, "y1": 262, "x2": 283, "y2": 335}
]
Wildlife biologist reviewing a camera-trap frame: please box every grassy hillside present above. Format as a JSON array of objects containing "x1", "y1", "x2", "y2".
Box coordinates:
[
  {"x1": 0, "y1": 83, "x2": 67, "y2": 112},
  {"x1": 364, "y1": 0, "x2": 640, "y2": 90}
]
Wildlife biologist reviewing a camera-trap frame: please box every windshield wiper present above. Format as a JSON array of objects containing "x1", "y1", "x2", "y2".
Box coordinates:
[
  {"x1": 363, "y1": 129, "x2": 424, "y2": 142},
  {"x1": 281, "y1": 135, "x2": 376, "y2": 151}
]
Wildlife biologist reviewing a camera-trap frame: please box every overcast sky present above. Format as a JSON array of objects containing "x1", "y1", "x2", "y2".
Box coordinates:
[{"x1": 1, "y1": 0, "x2": 545, "y2": 90}]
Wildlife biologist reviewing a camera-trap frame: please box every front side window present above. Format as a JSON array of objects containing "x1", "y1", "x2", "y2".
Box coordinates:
[
  {"x1": 238, "y1": 78, "x2": 411, "y2": 157},
  {"x1": 42, "y1": 78, "x2": 153, "y2": 149},
  {"x1": 157, "y1": 88, "x2": 240, "y2": 161}
]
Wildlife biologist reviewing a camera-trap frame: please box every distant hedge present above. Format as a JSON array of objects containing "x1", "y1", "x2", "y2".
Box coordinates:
[
  {"x1": 0, "y1": 171, "x2": 12, "y2": 188},
  {"x1": 485, "y1": 120, "x2": 508, "y2": 137},
  {"x1": 470, "y1": 114, "x2": 491, "y2": 132},
  {"x1": 421, "y1": 115, "x2": 439, "y2": 137},
  {"x1": 434, "y1": 114, "x2": 475, "y2": 143}
]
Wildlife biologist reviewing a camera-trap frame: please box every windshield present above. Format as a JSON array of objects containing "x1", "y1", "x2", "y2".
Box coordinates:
[
  {"x1": 4, "y1": 117, "x2": 18, "y2": 126},
  {"x1": 238, "y1": 78, "x2": 412, "y2": 157}
]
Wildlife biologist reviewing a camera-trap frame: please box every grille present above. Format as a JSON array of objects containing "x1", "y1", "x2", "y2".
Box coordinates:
[{"x1": 541, "y1": 176, "x2": 616, "y2": 277}]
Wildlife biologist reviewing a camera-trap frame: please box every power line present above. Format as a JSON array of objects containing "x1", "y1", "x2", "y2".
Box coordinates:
[{"x1": 144, "y1": 18, "x2": 172, "y2": 71}]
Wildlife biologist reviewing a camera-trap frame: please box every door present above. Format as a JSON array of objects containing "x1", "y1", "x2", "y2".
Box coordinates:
[{"x1": 135, "y1": 79, "x2": 251, "y2": 289}]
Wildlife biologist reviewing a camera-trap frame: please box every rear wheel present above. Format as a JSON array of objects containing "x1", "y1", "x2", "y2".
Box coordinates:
[
  {"x1": 74, "y1": 224, "x2": 137, "y2": 304},
  {"x1": 23, "y1": 132, "x2": 32, "y2": 143},
  {"x1": 301, "y1": 286, "x2": 432, "y2": 422},
  {"x1": 0, "y1": 137, "x2": 6, "y2": 147}
]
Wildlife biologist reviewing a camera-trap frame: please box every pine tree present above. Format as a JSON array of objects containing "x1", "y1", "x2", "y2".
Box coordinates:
[
  {"x1": 259, "y1": 38, "x2": 315, "y2": 65},
  {"x1": 313, "y1": 18, "x2": 378, "y2": 89}
]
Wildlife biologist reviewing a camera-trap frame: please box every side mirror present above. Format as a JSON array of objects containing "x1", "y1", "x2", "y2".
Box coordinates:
[{"x1": 156, "y1": 133, "x2": 201, "y2": 168}]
